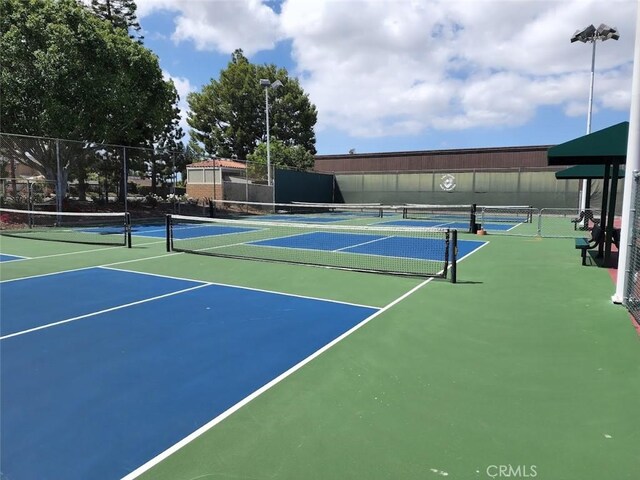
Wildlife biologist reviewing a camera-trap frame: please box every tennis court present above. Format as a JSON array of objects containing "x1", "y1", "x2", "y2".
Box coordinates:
[
  {"x1": 1, "y1": 206, "x2": 638, "y2": 480},
  {"x1": 2, "y1": 267, "x2": 378, "y2": 479}
]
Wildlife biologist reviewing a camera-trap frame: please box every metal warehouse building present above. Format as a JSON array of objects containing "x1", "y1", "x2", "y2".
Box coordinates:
[{"x1": 314, "y1": 145, "x2": 622, "y2": 210}]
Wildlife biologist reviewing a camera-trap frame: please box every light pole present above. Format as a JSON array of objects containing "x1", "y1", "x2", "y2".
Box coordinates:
[
  {"x1": 260, "y1": 78, "x2": 283, "y2": 186},
  {"x1": 571, "y1": 24, "x2": 620, "y2": 215}
]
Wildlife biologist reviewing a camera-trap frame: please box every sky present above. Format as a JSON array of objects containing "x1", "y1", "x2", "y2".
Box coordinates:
[{"x1": 135, "y1": 0, "x2": 638, "y2": 156}]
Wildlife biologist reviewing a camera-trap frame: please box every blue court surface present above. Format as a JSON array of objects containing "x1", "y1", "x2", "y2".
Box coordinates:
[
  {"x1": 0, "y1": 267, "x2": 377, "y2": 480},
  {"x1": 0, "y1": 253, "x2": 25, "y2": 262},
  {"x1": 249, "y1": 231, "x2": 485, "y2": 260},
  {"x1": 379, "y1": 219, "x2": 518, "y2": 231}
]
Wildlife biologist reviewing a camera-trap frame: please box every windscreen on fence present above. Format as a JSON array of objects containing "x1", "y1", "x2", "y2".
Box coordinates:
[{"x1": 274, "y1": 168, "x2": 335, "y2": 204}]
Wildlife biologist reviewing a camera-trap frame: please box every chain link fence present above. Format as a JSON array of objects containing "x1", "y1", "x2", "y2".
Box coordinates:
[
  {"x1": 0, "y1": 177, "x2": 57, "y2": 209},
  {"x1": 0, "y1": 132, "x2": 186, "y2": 213},
  {"x1": 478, "y1": 207, "x2": 604, "y2": 238},
  {"x1": 624, "y1": 172, "x2": 640, "y2": 323},
  {"x1": 221, "y1": 159, "x2": 272, "y2": 203}
]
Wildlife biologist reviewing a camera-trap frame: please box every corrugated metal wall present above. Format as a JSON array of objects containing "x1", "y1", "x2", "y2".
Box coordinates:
[
  {"x1": 314, "y1": 145, "x2": 623, "y2": 210},
  {"x1": 334, "y1": 170, "x2": 623, "y2": 210},
  {"x1": 314, "y1": 146, "x2": 552, "y2": 173}
]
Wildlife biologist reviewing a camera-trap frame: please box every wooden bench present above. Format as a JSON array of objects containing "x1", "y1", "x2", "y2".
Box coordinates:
[{"x1": 575, "y1": 226, "x2": 603, "y2": 266}]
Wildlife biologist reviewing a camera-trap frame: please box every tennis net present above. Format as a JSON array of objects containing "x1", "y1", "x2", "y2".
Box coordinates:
[
  {"x1": 210, "y1": 199, "x2": 387, "y2": 220},
  {"x1": 479, "y1": 206, "x2": 534, "y2": 224},
  {"x1": 0, "y1": 208, "x2": 131, "y2": 247},
  {"x1": 401, "y1": 204, "x2": 475, "y2": 229},
  {"x1": 166, "y1": 214, "x2": 457, "y2": 280}
]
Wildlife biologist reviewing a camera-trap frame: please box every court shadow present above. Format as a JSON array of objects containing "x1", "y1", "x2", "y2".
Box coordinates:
[{"x1": 590, "y1": 250, "x2": 618, "y2": 269}]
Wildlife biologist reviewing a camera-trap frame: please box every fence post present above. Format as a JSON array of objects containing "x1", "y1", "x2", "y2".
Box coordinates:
[
  {"x1": 27, "y1": 180, "x2": 32, "y2": 210},
  {"x1": 272, "y1": 168, "x2": 276, "y2": 209},
  {"x1": 55, "y1": 139, "x2": 63, "y2": 213},
  {"x1": 537, "y1": 209, "x2": 542, "y2": 236},
  {"x1": 245, "y1": 160, "x2": 249, "y2": 203},
  {"x1": 123, "y1": 146, "x2": 128, "y2": 213}
]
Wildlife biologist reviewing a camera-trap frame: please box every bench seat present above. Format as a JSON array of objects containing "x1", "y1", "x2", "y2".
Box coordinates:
[
  {"x1": 575, "y1": 226, "x2": 603, "y2": 266},
  {"x1": 575, "y1": 238, "x2": 591, "y2": 265}
]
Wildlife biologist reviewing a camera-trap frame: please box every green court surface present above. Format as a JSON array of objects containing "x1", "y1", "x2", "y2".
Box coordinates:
[{"x1": 1, "y1": 223, "x2": 639, "y2": 480}]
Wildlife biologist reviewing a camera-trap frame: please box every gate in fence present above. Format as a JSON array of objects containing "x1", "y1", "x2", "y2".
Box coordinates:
[{"x1": 479, "y1": 207, "x2": 603, "y2": 238}]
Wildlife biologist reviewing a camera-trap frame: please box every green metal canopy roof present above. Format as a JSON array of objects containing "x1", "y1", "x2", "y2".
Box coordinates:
[
  {"x1": 547, "y1": 121, "x2": 629, "y2": 165},
  {"x1": 555, "y1": 164, "x2": 625, "y2": 179}
]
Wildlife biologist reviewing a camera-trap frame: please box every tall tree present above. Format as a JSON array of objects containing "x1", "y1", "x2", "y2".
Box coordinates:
[
  {"x1": 0, "y1": 0, "x2": 179, "y2": 197},
  {"x1": 150, "y1": 100, "x2": 185, "y2": 193},
  {"x1": 246, "y1": 139, "x2": 315, "y2": 172},
  {"x1": 187, "y1": 49, "x2": 317, "y2": 160},
  {"x1": 90, "y1": 0, "x2": 143, "y2": 43}
]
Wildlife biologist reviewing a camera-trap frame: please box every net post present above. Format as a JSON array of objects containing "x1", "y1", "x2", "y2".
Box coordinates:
[
  {"x1": 450, "y1": 229, "x2": 457, "y2": 284},
  {"x1": 165, "y1": 214, "x2": 172, "y2": 252},
  {"x1": 125, "y1": 212, "x2": 132, "y2": 248},
  {"x1": 209, "y1": 199, "x2": 214, "y2": 218},
  {"x1": 470, "y1": 204, "x2": 477, "y2": 233}
]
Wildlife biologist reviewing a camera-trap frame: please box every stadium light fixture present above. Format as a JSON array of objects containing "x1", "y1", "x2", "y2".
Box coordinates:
[
  {"x1": 571, "y1": 23, "x2": 620, "y2": 215},
  {"x1": 260, "y1": 79, "x2": 283, "y2": 186}
]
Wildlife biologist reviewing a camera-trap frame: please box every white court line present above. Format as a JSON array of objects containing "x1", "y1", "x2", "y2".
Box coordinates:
[
  {"x1": 333, "y1": 235, "x2": 392, "y2": 252},
  {"x1": 0, "y1": 240, "x2": 166, "y2": 263},
  {"x1": 98, "y1": 266, "x2": 380, "y2": 311},
  {"x1": 505, "y1": 222, "x2": 525, "y2": 232},
  {"x1": 122, "y1": 236, "x2": 493, "y2": 479},
  {"x1": 457, "y1": 239, "x2": 491, "y2": 262},
  {"x1": 173, "y1": 230, "x2": 305, "y2": 254},
  {"x1": 0, "y1": 283, "x2": 210, "y2": 341},
  {"x1": 121, "y1": 276, "x2": 436, "y2": 480},
  {"x1": 102, "y1": 252, "x2": 183, "y2": 267},
  {"x1": 0, "y1": 266, "x2": 98, "y2": 284},
  {"x1": 0, "y1": 254, "x2": 31, "y2": 262},
  {"x1": 241, "y1": 240, "x2": 447, "y2": 264},
  {"x1": 0, "y1": 251, "x2": 182, "y2": 284}
]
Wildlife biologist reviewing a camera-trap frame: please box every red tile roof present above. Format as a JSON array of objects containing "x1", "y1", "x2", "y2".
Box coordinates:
[{"x1": 187, "y1": 159, "x2": 246, "y2": 169}]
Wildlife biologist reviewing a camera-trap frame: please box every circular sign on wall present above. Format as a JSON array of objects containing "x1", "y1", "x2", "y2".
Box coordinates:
[{"x1": 439, "y1": 174, "x2": 456, "y2": 191}]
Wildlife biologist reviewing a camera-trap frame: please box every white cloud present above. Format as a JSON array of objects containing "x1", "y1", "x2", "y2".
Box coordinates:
[
  {"x1": 136, "y1": 0, "x2": 176, "y2": 18},
  {"x1": 141, "y1": 0, "x2": 636, "y2": 139},
  {"x1": 280, "y1": 0, "x2": 636, "y2": 137},
  {"x1": 163, "y1": 71, "x2": 194, "y2": 138},
  {"x1": 138, "y1": 0, "x2": 282, "y2": 55}
]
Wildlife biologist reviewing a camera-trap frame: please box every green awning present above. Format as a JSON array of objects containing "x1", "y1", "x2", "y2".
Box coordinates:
[
  {"x1": 555, "y1": 164, "x2": 625, "y2": 179},
  {"x1": 547, "y1": 121, "x2": 629, "y2": 165}
]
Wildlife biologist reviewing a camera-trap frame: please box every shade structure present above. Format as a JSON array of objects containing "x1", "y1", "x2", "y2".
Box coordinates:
[
  {"x1": 548, "y1": 122, "x2": 629, "y2": 268},
  {"x1": 555, "y1": 164, "x2": 625, "y2": 179},
  {"x1": 547, "y1": 121, "x2": 629, "y2": 165}
]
